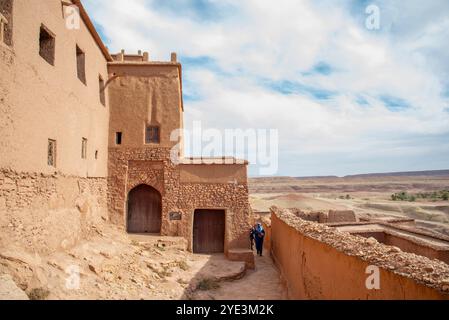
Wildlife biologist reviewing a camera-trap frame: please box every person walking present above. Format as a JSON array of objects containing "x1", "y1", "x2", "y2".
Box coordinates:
[
  {"x1": 254, "y1": 223, "x2": 265, "y2": 256},
  {"x1": 249, "y1": 225, "x2": 256, "y2": 251}
]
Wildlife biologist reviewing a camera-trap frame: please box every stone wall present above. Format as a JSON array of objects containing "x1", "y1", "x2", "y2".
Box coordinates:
[
  {"x1": 269, "y1": 206, "x2": 449, "y2": 300},
  {"x1": 107, "y1": 147, "x2": 252, "y2": 252},
  {"x1": 327, "y1": 210, "x2": 358, "y2": 223},
  {"x1": 107, "y1": 147, "x2": 178, "y2": 228},
  {"x1": 0, "y1": 169, "x2": 107, "y2": 255},
  {"x1": 178, "y1": 182, "x2": 252, "y2": 252}
]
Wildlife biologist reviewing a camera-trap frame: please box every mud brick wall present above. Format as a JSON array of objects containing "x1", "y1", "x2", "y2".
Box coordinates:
[{"x1": 269, "y1": 206, "x2": 449, "y2": 300}]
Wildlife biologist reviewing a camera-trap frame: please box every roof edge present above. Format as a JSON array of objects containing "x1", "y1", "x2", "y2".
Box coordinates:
[{"x1": 73, "y1": 0, "x2": 113, "y2": 62}]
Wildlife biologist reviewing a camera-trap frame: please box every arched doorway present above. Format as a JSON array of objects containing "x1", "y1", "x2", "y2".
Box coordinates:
[
  {"x1": 193, "y1": 209, "x2": 225, "y2": 253},
  {"x1": 127, "y1": 184, "x2": 162, "y2": 233}
]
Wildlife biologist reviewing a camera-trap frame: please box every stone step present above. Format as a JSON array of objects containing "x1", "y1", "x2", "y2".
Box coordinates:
[
  {"x1": 193, "y1": 254, "x2": 247, "y2": 283},
  {"x1": 128, "y1": 234, "x2": 188, "y2": 251},
  {"x1": 227, "y1": 248, "x2": 255, "y2": 270}
]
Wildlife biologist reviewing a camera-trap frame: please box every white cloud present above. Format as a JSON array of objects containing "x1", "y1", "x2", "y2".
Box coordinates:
[{"x1": 84, "y1": 0, "x2": 449, "y2": 176}]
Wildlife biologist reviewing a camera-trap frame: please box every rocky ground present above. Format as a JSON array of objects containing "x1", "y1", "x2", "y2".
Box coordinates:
[{"x1": 0, "y1": 221, "x2": 285, "y2": 300}]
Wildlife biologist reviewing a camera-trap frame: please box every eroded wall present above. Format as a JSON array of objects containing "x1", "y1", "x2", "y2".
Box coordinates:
[{"x1": 270, "y1": 207, "x2": 449, "y2": 300}]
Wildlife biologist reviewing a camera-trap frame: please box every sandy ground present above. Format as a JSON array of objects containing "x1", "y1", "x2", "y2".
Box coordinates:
[
  {"x1": 0, "y1": 221, "x2": 286, "y2": 300},
  {"x1": 192, "y1": 254, "x2": 286, "y2": 300}
]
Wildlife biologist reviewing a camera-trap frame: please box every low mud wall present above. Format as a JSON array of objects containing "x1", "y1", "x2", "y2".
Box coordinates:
[{"x1": 270, "y1": 207, "x2": 449, "y2": 300}]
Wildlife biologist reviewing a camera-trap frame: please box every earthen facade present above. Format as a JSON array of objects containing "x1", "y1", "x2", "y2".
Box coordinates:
[{"x1": 0, "y1": 0, "x2": 252, "y2": 257}]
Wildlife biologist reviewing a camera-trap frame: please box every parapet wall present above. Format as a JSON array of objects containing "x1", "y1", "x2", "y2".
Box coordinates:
[{"x1": 269, "y1": 206, "x2": 449, "y2": 300}]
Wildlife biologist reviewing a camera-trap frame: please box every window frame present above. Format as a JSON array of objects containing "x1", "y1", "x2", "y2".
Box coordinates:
[
  {"x1": 39, "y1": 24, "x2": 56, "y2": 66},
  {"x1": 99, "y1": 74, "x2": 106, "y2": 106},
  {"x1": 47, "y1": 139, "x2": 56, "y2": 167},
  {"x1": 81, "y1": 137, "x2": 87, "y2": 159},
  {"x1": 76, "y1": 44, "x2": 86, "y2": 85},
  {"x1": 145, "y1": 125, "x2": 160, "y2": 144},
  {"x1": 115, "y1": 132, "x2": 122, "y2": 145},
  {"x1": 0, "y1": 0, "x2": 13, "y2": 46}
]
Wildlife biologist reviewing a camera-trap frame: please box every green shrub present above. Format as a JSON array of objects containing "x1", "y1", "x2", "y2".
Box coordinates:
[
  {"x1": 391, "y1": 190, "x2": 449, "y2": 202},
  {"x1": 28, "y1": 288, "x2": 50, "y2": 300},
  {"x1": 197, "y1": 278, "x2": 220, "y2": 291}
]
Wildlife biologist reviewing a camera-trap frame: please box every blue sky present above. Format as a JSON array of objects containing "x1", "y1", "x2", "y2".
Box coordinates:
[{"x1": 84, "y1": 0, "x2": 449, "y2": 177}]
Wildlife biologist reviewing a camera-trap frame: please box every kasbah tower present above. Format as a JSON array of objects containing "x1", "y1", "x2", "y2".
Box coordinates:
[{"x1": 0, "y1": 0, "x2": 254, "y2": 267}]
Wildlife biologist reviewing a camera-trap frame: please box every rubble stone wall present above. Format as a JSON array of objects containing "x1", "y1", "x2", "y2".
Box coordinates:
[
  {"x1": 269, "y1": 207, "x2": 449, "y2": 300},
  {"x1": 107, "y1": 148, "x2": 252, "y2": 252},
  {"x1": 0, "y1": 169, "x2": 107, "y2": 254}
]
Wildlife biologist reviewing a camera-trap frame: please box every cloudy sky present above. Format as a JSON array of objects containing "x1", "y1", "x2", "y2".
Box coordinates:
[{"x1": 84, "y1": 0, "x2": 449, "y2": 177}]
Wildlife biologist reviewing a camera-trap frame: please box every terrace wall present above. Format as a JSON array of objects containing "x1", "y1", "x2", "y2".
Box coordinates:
[{"x1": 269, "y1": 207, "x2": 449, "y2": 300}]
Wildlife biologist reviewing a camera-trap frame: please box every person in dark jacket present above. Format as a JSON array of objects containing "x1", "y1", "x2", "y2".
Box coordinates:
[
  {"x1": 254, "y1": 223, "x2": 265, "y2": 256},
  {"x1": 249, "y1": 225, "x2": 256, "y2": 250}
]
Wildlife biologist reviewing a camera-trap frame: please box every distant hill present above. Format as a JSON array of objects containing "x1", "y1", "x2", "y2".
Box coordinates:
[
  {"x1": 289, "y1": 170, "x2": 449, "y2": 180},
  {"x1": 249, "y1": 169, "x2": 449, "y2": 194},
  {"x1": 341, "y1": 170, "x2": 449, "y2": 179}
]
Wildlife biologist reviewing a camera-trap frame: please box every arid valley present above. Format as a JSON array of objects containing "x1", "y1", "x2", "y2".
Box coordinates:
[{"x1": 250, "y1": 170, "x2": 449, "y2": 236}]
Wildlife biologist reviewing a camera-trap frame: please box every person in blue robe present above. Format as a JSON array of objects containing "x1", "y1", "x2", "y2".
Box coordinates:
[{"x1": 254, "y1": 223, "x2": 265, "y2": 256}]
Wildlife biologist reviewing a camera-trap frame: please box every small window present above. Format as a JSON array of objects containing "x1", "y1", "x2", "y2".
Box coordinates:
[
  {"x1": 115, "y1": 132, "x2": 122, "y2": 145},
  {"x1": 81, "y1": 138, "x2": 87, "y2": 159},
  {"x1": 48, "y1": 139, "x2": 56, "y2": 167},
  {"x1": 76, "y1": 45, "x2": 86, "y2": 84},
  {"x1": 0, "y1": 0, "x2": 13, "y2": 46},
  {"x1": 145, "y1": 125, "x2": 160, "y2": 144},
  {"x1": 99, "y1": 75, "x2": 105, "y2": 106},
  {"x1": 95, "y1": 150, "x2": 98, "y2": 160},
  {"x1": 39, "y1": 25, "x2": 55, "y2": 65}
]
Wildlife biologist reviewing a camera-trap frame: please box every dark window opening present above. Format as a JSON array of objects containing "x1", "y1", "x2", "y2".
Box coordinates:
[
  {"x1": 99, "y1": 75, "x2": 105, "y2": 106},
  {"x1": 0, "y1": 0, "x2": 13, "y2": 46},
  {"x1": 81, "y1": 138, "x2": 87, "y2": 159},
  {"x1": 48, "y1": 139, "x2": 56, "y2": 167},
  {"x1": 39, "y1": 25, "x2": 55, "y2": 65},
  {"x1": 76, "y1": 45, "x2": 86, "y2": 84},
  {"x1": 115, "y1": 132, "x2": 122, "y2": 145},
  {"x1": 145, "y1": 126, "x2": 160, "y2": 144},
  {"x1": 95, "y1": 150, "x2": 98, "y2": 160}
]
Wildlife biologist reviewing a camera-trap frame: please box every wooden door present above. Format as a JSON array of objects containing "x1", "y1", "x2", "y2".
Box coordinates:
[
  {"x1": 193, "y1": 209, "x2": 225, "y2": 253},
  {"x1": 127, "y1": 185, "x2": 162, "y2": 233}
]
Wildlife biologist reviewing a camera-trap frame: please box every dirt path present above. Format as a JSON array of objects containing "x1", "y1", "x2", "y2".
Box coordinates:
[
  {"x1": 1, "y1": 224, "x2": 287, "y2": 300},
  {"x1": 191, "y1": 254, "x2": 286, "y2": 300}
]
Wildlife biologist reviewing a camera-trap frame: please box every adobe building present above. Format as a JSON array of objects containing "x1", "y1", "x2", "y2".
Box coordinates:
[{"x1": 0, "y1": 0, "x2": 253, "y2": 260}]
